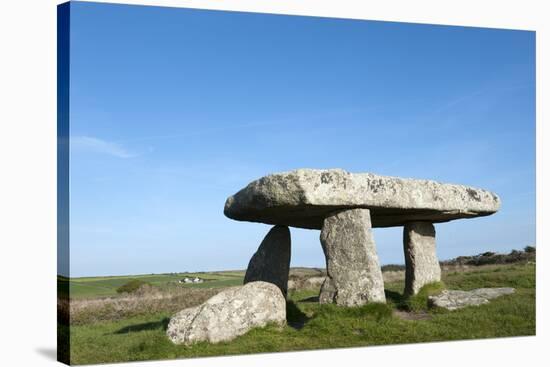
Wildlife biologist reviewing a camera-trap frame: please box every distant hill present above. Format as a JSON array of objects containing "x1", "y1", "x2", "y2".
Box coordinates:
[
  {"x1": 380, "y1": 246, "x2": 536, "y2": 271},
  {"x1": 441, "y1": 246, "x2": 535, "y2": 266}
]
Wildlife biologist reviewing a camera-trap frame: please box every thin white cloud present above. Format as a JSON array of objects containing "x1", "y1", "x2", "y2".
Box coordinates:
[
  {"x1": 71, "y1": 136, "x2": 136, "y2": 158},
  {"x1": 432, "y1": 89, "x2": 483, "y2": 115},
  {"x1": 117, "y1": 109, "x2": 361, "y2": 144},
  {"x1": 118, "y1": 120, "x2": 289, "y2": 144}
]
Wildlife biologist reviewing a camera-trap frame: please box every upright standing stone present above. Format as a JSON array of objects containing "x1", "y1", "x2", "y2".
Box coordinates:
[
  {"x1": 319, "y1": 208, "x2": 386, "y2": 306},
  {"x1": 403, "y1": 221, "x2": 441, "y2": 296},
  {"x1": 244, "y1": 225, "x2": 291, "y2": 297}
]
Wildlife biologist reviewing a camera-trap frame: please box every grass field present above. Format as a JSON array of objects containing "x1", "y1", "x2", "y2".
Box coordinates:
[
  {"x1": 67, "y1": 271, "x2": 245, "y2": 299},
  {"x1": 65, "y1": 262, "x2": 535, "y2": 365}
]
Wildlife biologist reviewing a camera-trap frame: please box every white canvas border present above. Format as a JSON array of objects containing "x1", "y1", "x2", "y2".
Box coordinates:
[{"x1": 0, "y1": 1, "x2": 546, "y2": 366}]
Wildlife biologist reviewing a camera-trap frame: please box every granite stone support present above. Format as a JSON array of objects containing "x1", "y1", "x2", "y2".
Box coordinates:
[
  {"x1": 244, "y1": 225, "x2": 291, "y2": 297},
  {"x1": 403, "y1": 221, "x2": 441, "y2": 296},
  {"x1": 319, "y1": 208, "x2": 386, "y2": 306}
]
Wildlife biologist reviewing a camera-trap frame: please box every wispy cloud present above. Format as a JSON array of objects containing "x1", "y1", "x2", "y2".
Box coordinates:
[
  {"x1": 431, "y1": 81, "x2": 533, "y2": 116},
  {"x1": 71, "y1": 136, "x2": 137, "y2": 158},
  {"x1": 117, "y1": 109, "x2": 363, "y2": 144},
  {"x1": 432, "y1": 89, "x2": 483, "y2": 115},
  {"x1": 117, "y1": 120, "x2": 278, "y2": 143}
]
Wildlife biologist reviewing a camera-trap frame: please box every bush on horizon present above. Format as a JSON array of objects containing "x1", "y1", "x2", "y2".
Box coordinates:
[{"x1": 116, "y1": 279, "x2": 150, "y2": 294}]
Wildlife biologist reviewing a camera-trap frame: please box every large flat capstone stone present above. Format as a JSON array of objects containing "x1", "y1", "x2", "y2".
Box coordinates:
[{"x1": 224, "y1": 169, "x2": 500, "y2": 229}]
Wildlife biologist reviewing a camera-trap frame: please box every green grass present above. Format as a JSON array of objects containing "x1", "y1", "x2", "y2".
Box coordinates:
[
  {"x1": 404, "y1": 282, "x2": 446, "y2": 311},
  {"x1": 69, "y1": 263, "x2": 535, "y2": 365},
  {"x1": 68, "y1": 272, "x2": 245, "y2": 299}
]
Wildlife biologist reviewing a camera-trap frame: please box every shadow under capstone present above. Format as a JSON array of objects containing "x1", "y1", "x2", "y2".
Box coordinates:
[{"x1": 112, "y1": 317, "x2": 170, "y2": 335}]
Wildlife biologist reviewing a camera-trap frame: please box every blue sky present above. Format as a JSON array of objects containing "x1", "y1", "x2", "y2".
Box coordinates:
[{"x1": 67, "y1": 2, "x2": 535, "y2": 277}]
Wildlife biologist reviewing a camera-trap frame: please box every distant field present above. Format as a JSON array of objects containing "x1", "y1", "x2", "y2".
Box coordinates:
[
  {"x1": 67, "y1": 271, "x2": 246, "y2": 299},
  {"x1": 67, "y1": 262, "x2": 535, "y2": 365},
  {"x1": 66, "y1": 268, "x2": 328, "y2": 299}
]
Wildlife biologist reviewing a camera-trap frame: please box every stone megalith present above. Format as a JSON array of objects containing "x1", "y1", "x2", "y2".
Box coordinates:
[
  {"x1": 403, "y1": 222, "x2": 441, "y2": 296},
  {"x1": 223, "y1": 169, "x2": 501, "y2": 307},
  {"x1": 319, "y1": 208, "x2": 386, "y2": 306},
  {"x1": 244, "y1": 225, "x2": 291, "y2": 297},
  {"x1": 224, "y1": 169, "x2": 501, "y2": 229},
  {"x1": 167, "y1": 281, "x2": 286, "y2": 345}
]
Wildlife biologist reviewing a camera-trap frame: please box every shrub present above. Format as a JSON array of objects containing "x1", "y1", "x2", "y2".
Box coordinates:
[
  {"x1": 116, "y1": 279, "x2": 149, "y2": 294},
  {"x1": 441, "y1": 247, "x2": 536, "y2": 267}
]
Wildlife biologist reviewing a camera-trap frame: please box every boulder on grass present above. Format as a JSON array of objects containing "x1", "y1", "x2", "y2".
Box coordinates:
[
  {"x1": 167, "y1": 281, "x2": 286, "y2": 345},
  {"x1": 428, "y1": 287, "x2": 515, "y2": 311}
]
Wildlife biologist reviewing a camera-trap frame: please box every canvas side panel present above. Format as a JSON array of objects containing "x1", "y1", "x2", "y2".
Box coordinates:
[{"x1": 57, "y1": 2, "x2": 70, "y2": 365}]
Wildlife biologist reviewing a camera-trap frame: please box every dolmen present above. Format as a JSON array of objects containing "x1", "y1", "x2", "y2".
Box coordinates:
[{"x1": 225, "y1": 169, "x2": 500, "y2": 306}]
